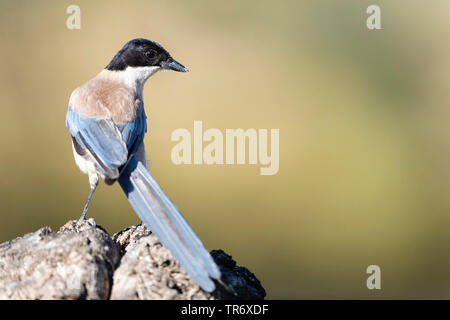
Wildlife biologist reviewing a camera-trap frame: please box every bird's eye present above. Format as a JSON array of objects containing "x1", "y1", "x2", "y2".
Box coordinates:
[{"x1": 145, "y1": 50, "x2": 156, "y2": 58}]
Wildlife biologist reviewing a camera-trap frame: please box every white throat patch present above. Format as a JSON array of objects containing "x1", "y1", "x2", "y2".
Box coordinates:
[{"x1": 123, "y1": 66, "x2": 160, "y2": 91}]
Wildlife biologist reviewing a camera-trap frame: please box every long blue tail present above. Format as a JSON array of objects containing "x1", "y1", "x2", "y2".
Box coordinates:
[{"x1": 118, "y1": 155, "x2": 221, "y2": 292}]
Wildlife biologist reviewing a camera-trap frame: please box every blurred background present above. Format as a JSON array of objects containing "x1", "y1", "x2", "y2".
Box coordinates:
[{"x1": 0, "y1": 0, "x2": 449, "y2": 299}]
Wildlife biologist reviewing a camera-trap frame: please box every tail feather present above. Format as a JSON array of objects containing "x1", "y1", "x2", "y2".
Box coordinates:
[{"x1": 118, "y1": 156, "x2": 221, "y2": 292}]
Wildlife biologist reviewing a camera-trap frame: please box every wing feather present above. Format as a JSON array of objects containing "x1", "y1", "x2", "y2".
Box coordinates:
[{"x1": 65, "y1": 105, "x2": 146, "y2": 178}]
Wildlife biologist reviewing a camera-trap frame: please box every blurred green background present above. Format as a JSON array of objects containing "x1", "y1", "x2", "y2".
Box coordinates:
[{"x1": 0, "y1": 0, "x2": 449, "y2": 299}]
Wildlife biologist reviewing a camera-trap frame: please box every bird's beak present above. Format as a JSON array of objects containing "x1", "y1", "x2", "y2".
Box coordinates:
[{"x1": 160, "y1": 58, "x2": 189, "y2": 72}]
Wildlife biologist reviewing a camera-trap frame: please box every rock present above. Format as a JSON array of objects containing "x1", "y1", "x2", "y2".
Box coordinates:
[
  {"x1": 0, "y1": 219, "x2": 119, "y2": 299},
  {"x1": 0, "y1": 220, "x2": 265, "y2": 300},
  {"x1": 111, "y1": 224, "x2": 266, "y2": 300},
  {"x1": 209, "y1": 249, "x2": 266, "y2": 300}
]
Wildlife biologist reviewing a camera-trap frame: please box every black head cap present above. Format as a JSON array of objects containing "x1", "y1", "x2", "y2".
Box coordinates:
[{"x1": 105, "y1": 38, "x2": 188, "y2": 72}]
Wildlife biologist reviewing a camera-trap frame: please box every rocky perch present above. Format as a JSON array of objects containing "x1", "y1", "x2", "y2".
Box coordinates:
[{"x1": 0, "y1": 219, "x2": 265, "y2": 300}]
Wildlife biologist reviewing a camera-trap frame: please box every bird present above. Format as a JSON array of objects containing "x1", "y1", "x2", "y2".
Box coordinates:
[{"x1": 65, "y1": 38, "x2": 221, "y2": 292}]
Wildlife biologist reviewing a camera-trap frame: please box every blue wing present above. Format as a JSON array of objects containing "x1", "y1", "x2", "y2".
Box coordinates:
[
  {"x1": 66, "y1": 106, "x2": 147, "y2": 178},
  {"x1": 116, "y1": 110, "x2": 147, "y2": 155}
]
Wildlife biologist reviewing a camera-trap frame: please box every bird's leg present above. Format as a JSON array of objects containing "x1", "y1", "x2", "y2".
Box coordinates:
[{"x1": 79, "y1": 174, "x2": 99, "y2": 221}]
